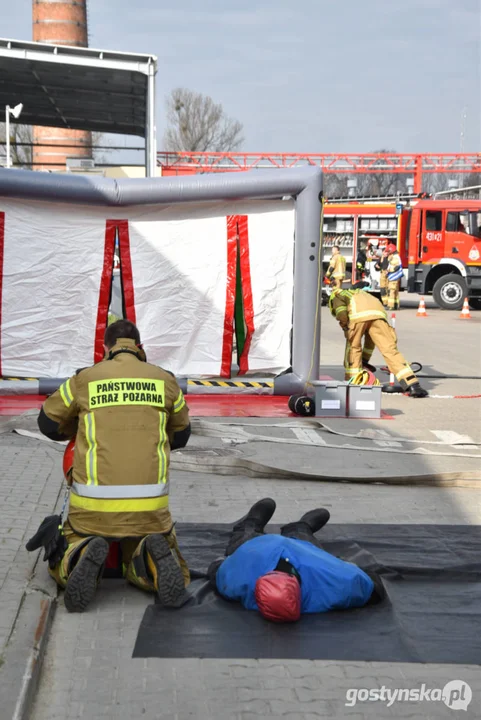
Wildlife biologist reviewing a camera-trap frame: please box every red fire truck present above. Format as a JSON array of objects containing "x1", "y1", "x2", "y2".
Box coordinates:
[{"x1": 323, "y1": 198, "x2": 481, "y2": 309}]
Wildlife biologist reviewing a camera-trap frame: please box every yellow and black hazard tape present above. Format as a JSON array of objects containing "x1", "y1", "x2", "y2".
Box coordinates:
[
  {"x1": 187, "y1": 379, "x2": 274, "y2": 389},
  {"x1": 1, "y1": 376, "x2": 38, "y2": 381}
]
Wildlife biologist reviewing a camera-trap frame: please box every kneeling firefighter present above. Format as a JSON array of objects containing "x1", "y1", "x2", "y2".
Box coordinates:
[
  {"x1": 207, "y1": 499, "x2": 385, "y2": 622},
  {"x1": 329, "y1": 289, "x2": 428, "y2": 397},
  {"x1": 27, "y1": 320, "x2": 192, "y2": 612}
]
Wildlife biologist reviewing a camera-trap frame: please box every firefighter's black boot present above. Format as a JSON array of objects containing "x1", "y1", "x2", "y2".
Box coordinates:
[
  {"x1": 232, "y1": 498, "x2": 276, "y2": 533},
  {"x1": 226, "y1": 498, "x2": 277, "y2": 555},
  {"x1": 298, "y1": 508, "x2": 331, "y2": 533},
  {"x1": 406, "y1": 382, "x2": 429, "y2": 398},
  {"x1": 145, "y1": 534, "x2": 188, "y2": 608},
  {"x1": 280, "y1": 508, "x2": 331, "y2": 542},
  {"x1": 64, "y1": 537, "x2": 109, "y2": 613}
]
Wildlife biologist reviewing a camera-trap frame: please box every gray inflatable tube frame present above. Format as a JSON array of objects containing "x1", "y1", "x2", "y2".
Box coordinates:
[{"x1": 0, "y1": 167, "x2": 323, "y2": 395}]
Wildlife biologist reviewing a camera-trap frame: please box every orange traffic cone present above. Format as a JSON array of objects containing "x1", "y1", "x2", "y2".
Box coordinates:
[
  {"x1": 459, "y1": 298, "x2": 472, "y2": 320},
  {"x1": 416, "y1": 297, "x2": 428, "y2": 317}
]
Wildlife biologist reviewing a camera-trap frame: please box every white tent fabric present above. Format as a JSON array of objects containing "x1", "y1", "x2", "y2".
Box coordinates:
[
  {"x1": 243, "y1": 203, "x2": 295, "y2": 373},
  {"x1": 127, "y1": 211, "x2": 229, "y2": 377},
  {"x1": 0, "y1": 199, "x2": 109, "y2": 378},
  {"x1": 0, "y1": 198, "x2": 295, "y2": 379}
]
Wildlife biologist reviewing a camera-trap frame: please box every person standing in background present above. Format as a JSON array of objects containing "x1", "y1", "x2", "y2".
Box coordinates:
[
  {"x1": 385, "y1": 243, "x2": 403, "y2": 311},
  {"x1": 326, "y1": 245, "x2": 346, "y2": 289},
  {"x1": 375, "y1": 243, "x2": 390, "y2": 307}
]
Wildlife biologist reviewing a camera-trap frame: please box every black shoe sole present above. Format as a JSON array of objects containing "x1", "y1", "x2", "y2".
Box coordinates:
[
  {"x1": 64, "y1": 537, "x2": 109, "y2": 613},
  {"x1": 145, "y1": 535, "x2": 186, "y2": 607}
]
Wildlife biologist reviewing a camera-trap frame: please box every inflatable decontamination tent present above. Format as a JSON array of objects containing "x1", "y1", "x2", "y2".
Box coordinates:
[{"x1": 0, "y1": 167, "x2": 323, "y2": 394}]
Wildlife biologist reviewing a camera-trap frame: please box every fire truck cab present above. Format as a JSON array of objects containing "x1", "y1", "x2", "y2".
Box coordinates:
[
  {"x1": 404, "y1": 200, "x2": 481, "y2": 309},
  {"x1": 322, "y1": 198, "x2": 481, "y2": 309}
]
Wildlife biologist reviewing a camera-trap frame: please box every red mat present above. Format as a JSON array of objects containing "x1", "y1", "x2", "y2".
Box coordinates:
[
  {"x1": 0, "y1": 395, "x2": 47, "y2": 415},
  {"x1": 0, "y1": 393, "x2": 392, "y2": 419},
  {"x1": 186, "y1": 394, "x2": 295, "y2": 417},
  {"x1": 0, "y1": 394, "x2": 295, "y2": 418}
]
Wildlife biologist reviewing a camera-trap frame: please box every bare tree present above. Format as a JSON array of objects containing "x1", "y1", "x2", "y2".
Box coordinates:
[
  {"x1": 353, "y1": 149, "x2": 407, "y2": 196},
  {"x1": 0, "y1": 122, "x2": 33, "y2": 167},
  {"x1": 163, "y1": 88, "x2": 244, "y2": 152},
  {"x1": 324, "y1": 174, "x2": 349, "y2": 198},
  {"x1": 91, "y1": 131, "x2": 112, "y2": 164}
]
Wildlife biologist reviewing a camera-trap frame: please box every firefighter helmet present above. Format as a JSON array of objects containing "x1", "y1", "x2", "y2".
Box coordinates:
[
  {"x1": 255, "y1": 571, "x2": 301, "y2": 623},
  {"x1": 386, "y1": 243, "x2": 397, "y2": 254}
]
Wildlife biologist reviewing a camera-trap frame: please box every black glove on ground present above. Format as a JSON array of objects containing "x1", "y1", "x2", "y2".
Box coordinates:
[{"x1": 26, "y1": 515, "x2": 68, "y2": 569}]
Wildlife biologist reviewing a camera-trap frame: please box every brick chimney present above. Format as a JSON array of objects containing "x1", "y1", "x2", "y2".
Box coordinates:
[{"x1": 32, "y1": 0, "x2": 92, "y2": 171}]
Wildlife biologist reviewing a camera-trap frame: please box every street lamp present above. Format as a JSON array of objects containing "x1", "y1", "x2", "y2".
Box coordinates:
[{"x1": 5, "y1": 103, "x2": 23, "y2": 169}]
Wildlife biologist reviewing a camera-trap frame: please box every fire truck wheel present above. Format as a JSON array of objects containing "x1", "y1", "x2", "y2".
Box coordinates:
[
  {"x1": 469, "y1": 298, "x2": 481, "y2": 311},
  {"x1": 432, "y1": 274, "x2": 467, "y2": 310}
]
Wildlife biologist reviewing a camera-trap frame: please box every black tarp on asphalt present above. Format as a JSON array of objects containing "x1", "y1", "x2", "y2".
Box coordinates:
[{"x1": 133, "y1": 523, "x2": 481, "y2": 663}]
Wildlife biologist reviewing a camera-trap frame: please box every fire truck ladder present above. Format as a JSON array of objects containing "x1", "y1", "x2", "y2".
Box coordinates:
[{"x1": 325, "y1": 192, "x2": 426, "y2": 203}]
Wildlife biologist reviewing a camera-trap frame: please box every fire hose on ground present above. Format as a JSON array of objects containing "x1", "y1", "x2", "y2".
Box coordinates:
[{"x1": 170, "y1": 418, "x2": 481, "y2": 488}]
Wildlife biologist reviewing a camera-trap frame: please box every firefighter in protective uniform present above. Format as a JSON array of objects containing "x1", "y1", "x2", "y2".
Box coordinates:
[
  {"x1": 326, "y1": 245, "x2": 346, "y2": 289},
  {"x1": 385, "y1": 243, "x2": 403, "y2": 310},
  {"x1": 34, "y1": 320, "x2": 192, "y2": 612},
  {"x1": 374, "y1": 243, "x2": 389, "y2": 305},
  {"x1": 375, "y1": 243, "x2": 402, "y2": 310},
  {"x1": 355, "y1": 241, "x2": 369, "y2": 281},
  {"x1": 329, "y1": 289, "x2": 428, "y2": 397}
]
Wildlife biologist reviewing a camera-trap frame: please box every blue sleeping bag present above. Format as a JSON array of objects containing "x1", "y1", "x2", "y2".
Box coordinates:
[{"x1": 216, "y1": 534, "x2": 374, "y2": 613}]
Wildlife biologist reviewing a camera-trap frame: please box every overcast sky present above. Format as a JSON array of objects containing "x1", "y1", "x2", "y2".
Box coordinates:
[{"x1": 2, "y1": 0, "x2": 480, "y2": 154}]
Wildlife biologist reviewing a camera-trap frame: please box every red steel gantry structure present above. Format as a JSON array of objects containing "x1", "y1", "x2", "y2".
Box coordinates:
[{"x1": 157, "y1": 152, "x2": 481, "y2": 194}]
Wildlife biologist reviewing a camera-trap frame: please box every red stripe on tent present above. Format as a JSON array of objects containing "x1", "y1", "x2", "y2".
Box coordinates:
[
  {"x1": 117, "y1": 220, "x2": 137, "y2": 325},
  {"x1": 221, "y1": 217, "x2": 238, "y2": 377},
  {"x1": 0, "y1": 213, "x2": 4, "y2": 377},
  {"x1": 94, "y1": 220, "x2": 116, "y2": 363},
  {"x1": 237, "y1": 215, "x2": 255, "y2": 375}
]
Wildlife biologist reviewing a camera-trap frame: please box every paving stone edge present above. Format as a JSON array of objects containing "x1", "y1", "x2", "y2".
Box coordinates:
[{"x1": 1, "y1": 552, "x2": 58, "y2": 720}]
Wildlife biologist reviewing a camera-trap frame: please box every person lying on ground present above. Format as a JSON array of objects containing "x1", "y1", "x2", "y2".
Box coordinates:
[{"x1": 207, "y1": 498, "x2": 385, "y2": 622}]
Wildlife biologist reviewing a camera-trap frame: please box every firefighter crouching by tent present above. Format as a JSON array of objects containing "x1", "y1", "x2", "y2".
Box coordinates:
[
  {"x1": 325, "y1": 245, "x2": 347, "y2": 289},
  {"x1": 329, "y1": 289, "x2": 428, "y2": 397},
  {"x1": 29, "y1": 320, "x2": 192, "y2": 612}
]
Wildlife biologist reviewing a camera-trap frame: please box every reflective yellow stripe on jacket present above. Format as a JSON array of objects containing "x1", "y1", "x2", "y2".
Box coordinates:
[
  {"x1": 59, "y1": 379, "x2": 73, "y2": 408},
  {"x1": 173, "y1": 390, "x2": 186, "y2": 414},
  {"x1": 84, "y1": 412, "x2": 97, "y2": 486},
  {"x1": 69, "y1": 495, "x2": 169, "y2": 512},
  {"x1": 349, "y1": 294, "x2": 386, "y2": 322},
  {"x1": 157, "y1": 412, "x2": 168, "y2": 485},
  {"x1": 349, "y1": 308, "x2": 387, "y2": 322},
  {"x1": 70, "y1": 479, "x2": 169, "y2": 512}
]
